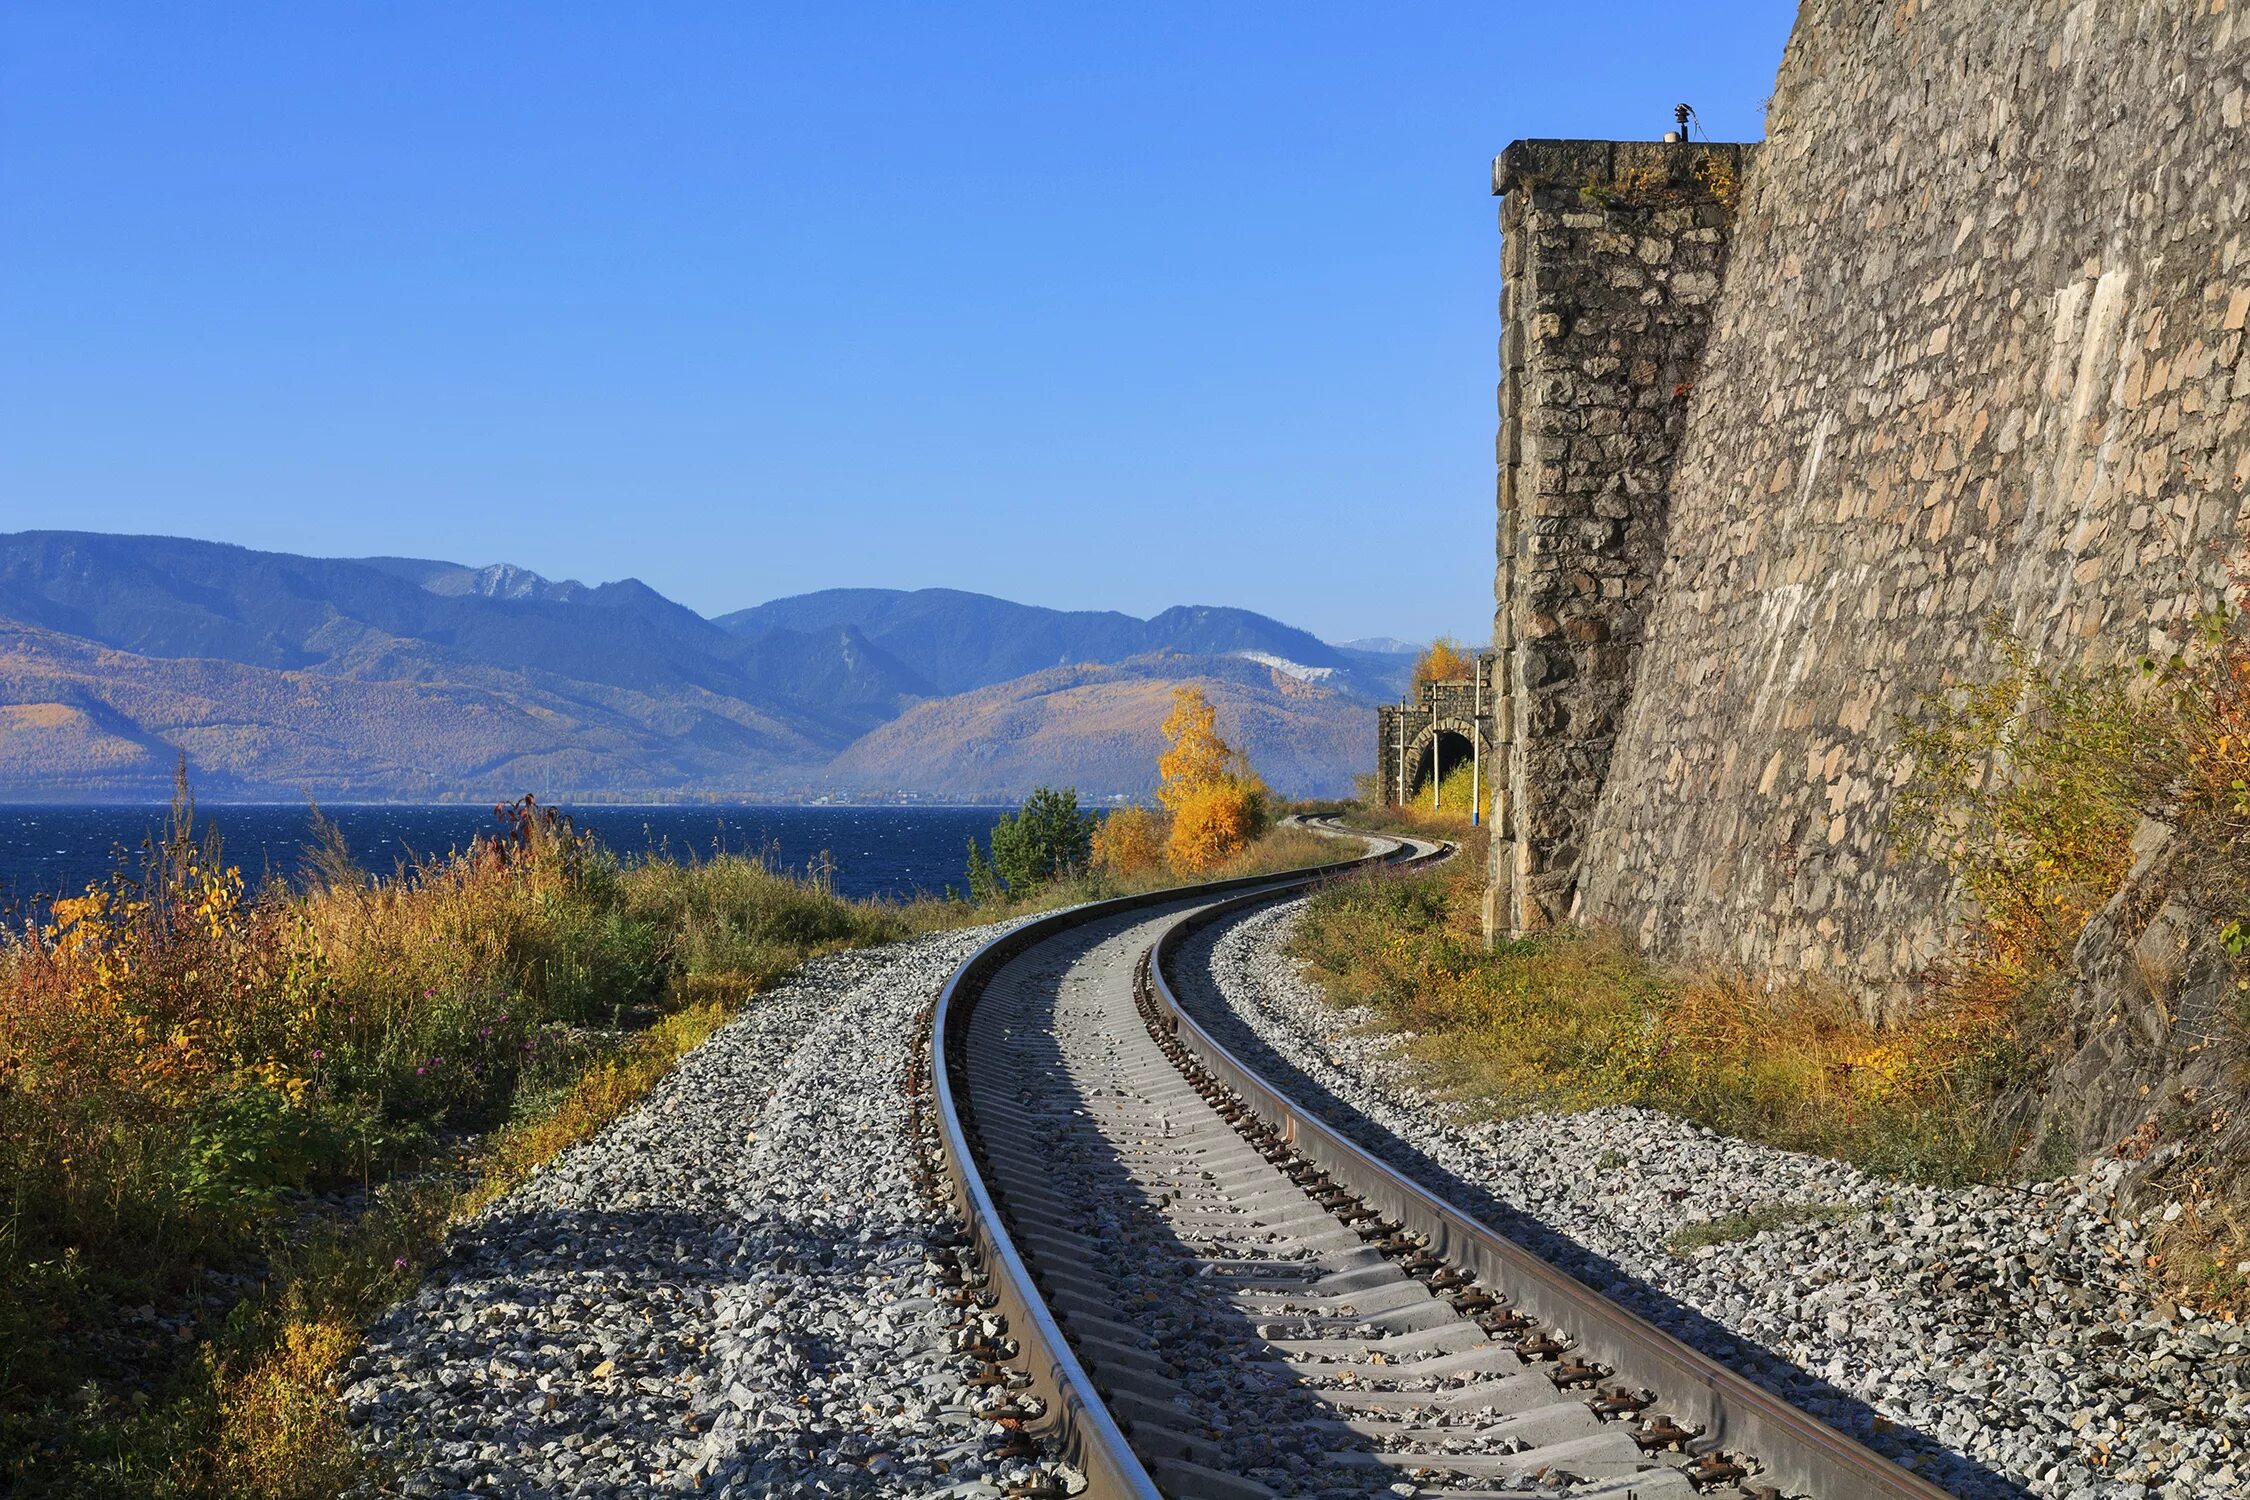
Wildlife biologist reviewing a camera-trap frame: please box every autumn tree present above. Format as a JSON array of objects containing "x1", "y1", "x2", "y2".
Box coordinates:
[
  {"x1": 1090, "y1": 804, "x2": 1168, "y2": 879},
  {"x1": 1168, "y1": 780, "x2": 1260, "y2": 875},
  {"x1": 1156, "y1": 686, "x2": 1235, "y2": 812},
  {"x1": 1154, "y1": 685, "x2": 1268, "y2": 873},
  {"x1": 1409, "y1": 636, "x2": 1476, "y2": 695}
]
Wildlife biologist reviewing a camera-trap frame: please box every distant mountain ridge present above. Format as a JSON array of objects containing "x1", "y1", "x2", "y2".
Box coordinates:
[
  {"x1": 356, "y1": 556, "x2": 597, "y2": 605},
  {"x1": 0, "y1": 531, "x2": 1426, "y2": 801},
  {"x1": 826, "y1": 652, "x2": 1364, "y2": 800},
  {"x1": 717, "y1": 588, "x2": 1362, "y2": 697}
]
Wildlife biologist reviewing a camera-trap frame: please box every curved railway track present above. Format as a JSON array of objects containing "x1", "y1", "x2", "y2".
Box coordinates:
[{"x1": 926, "y1": 825, "x2": 1956, "y2": 1500}]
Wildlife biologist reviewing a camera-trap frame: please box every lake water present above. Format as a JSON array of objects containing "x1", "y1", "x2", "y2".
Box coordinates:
[{"x1": 0, "y1": 803, "x2": 1009, "y2": 912}]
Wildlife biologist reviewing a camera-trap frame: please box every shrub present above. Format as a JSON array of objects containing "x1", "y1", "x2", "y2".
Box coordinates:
[
  {"x1": 178, "y1": 1080, "x2": 346, "y2": 1223},
  {"x1": 1890, "y1": 597, "x2": 2250, "y2": 1308},
  {"x1": 1154, "y1": 685, "x2": 1268, "y2": 872},
  {"x1": 0, "y1": 783, "x2": 925, "y2": 1495},
  {"x1": 1090, "y1": 805, "x2": 1169, "y2": 879},
  {"x1": 620, "y1": 849, "x2": 908, "y2": 1003},
  {"x1": 1167, "y1": 779, "x2": 1263, "y2": 875},
  {"x1": 1890, "y1": 629, "x2": 2175, "y2": 1010}
]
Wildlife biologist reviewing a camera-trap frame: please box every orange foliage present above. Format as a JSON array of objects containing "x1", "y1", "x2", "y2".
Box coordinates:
[
  {"x1": 4, "y1": 788, "x2": 673, "y2": 1271},
  {"x1": 1152, "y1": 685, "x2": 1267, "y2": 872},
  {"x1": 1, "y1": 779, "x2": 929, "y2": 1491},
  {"x1": 1410, "y1": 636, "x2": 1476, "y2": 695},
  {"x1": 1155, "y1": 686, "x2": 1238, "y2": 812},
  {"x1": 1091, "y1": 805, "x2": 1169, "y2": 878},
  {"x1": 1167, "y1": 780, "x2": 1261, "y2": 875},
  {"x1": 2, "y1": 800, "x2": 328, "y2": 1246}
]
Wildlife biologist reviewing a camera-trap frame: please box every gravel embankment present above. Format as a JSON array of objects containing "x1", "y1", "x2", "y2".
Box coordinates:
[
  {"x1": 1179, "y1": 902, "x2": 2250, "y2": 1500},
  {"x1": 343, "y1": 922, "x2": 1063, "y2": 1499}
]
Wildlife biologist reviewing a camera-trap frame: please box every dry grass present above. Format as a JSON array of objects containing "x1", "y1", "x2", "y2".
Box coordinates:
[
  {"x1": 186, "y1": 995, "x2": 752, "y2": 1500},
  {"x1": 1343, "y1": 760, "x2": 1486, "y2": 840},
  {"x1": 0, "y1": 788, "x2": 938, "y2": 1497},
  {"x1": 1286, "y1": 833, "x2": 2017, "y2": 1187},
  {"x1": 203, "y1": 1316, "x2": 364, "y2": 1497}
]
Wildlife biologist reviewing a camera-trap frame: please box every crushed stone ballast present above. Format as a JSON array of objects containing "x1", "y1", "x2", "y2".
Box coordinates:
[{"x1": 931, "y1": 822, "x2": 1953, "y2": 1500}]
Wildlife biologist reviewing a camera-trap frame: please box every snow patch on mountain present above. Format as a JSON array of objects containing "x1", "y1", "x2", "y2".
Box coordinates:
[{"x1": 1232, "y1": 650, "x2": 1334, "y2": 683}]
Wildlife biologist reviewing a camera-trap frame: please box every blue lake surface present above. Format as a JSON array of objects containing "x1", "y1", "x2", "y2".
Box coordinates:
[{"x1": 0, "y1": 803, "x2": 1009, "y2": 911}]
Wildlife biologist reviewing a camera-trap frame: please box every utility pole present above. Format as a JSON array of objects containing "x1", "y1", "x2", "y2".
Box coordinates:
[
  {"x1": 1431, "y1": 693, "x2": 1440, "y2": 811},
  {"x1": 1471, "y1": 664, "x2": 1482, "y2": 828}
]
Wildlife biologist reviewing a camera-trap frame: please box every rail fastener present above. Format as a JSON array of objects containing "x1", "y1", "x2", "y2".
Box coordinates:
[{"x1": 1143, "y1": 867, "x2": 1965, "y2": 1500}]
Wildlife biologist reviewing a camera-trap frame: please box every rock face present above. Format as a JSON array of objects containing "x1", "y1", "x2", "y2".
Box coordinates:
[
  {"x1": 2002, "y1": 821, "x2": 2244, "y2": 1169},
  {"x1": 1490, "y1": 2, "x2": 2250, "y2": 1014},
  {"x1": 1483, "y1": 140, "x2": 1749, "y2": 936}
]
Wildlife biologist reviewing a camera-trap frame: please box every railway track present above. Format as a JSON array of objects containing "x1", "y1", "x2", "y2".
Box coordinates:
[{"x1": 927, "y1": 826, "x2": 1957, "y2": 1500}]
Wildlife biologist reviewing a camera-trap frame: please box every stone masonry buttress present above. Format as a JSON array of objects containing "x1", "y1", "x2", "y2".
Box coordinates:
[{"x1": 1484, "y1": 138, "x2": 1750, "y2": 941}]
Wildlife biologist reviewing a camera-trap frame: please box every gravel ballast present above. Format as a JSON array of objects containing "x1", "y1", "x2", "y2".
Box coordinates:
[
  {"x1": 959, "y1": 899, "x2": 1686, "y2": 1497},
  {"x1": 343, "y1": 923, "x2": 1060, "y2": 1499},
  {"x1": 1177, "y1": 900, "x2": 2250, "y2": 1500}
]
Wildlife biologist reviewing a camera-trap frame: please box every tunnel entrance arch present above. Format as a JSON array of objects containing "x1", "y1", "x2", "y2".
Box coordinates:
[
  {"x1": 1377, "y1": 667, "x2": 1496, "y2": 819},
  {"x1": 1405, "y1": 724, "x2": 1480, "y2": 804}
]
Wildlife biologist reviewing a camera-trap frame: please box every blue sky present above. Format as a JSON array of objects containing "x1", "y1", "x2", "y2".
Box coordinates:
[{"x1": 1, "y1": 2, "x2": 1796, "y2": 643}]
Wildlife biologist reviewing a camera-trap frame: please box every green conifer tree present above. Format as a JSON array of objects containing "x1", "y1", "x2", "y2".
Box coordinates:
[{"x1": 964, "y1": 836, "x2": 1001, "y2": 905}]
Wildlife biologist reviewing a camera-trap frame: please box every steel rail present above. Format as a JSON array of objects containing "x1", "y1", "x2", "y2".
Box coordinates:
[
  {"x1": 927, "y1": 827, "x2": 1406, "y2": 1499},
  {"x1": 1146, "y1": 879, "x2": 1960, "y2": 1500}
]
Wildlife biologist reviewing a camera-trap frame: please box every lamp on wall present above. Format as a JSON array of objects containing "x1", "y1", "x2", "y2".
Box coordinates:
[{"x1": 1664, "y1": 102, "x2": 1698, "y2": 143}]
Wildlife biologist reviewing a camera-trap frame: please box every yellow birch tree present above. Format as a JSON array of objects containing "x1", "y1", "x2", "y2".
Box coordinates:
[{"x1": 1154, "y1": 686, "x2": 1267, "y2": 872}]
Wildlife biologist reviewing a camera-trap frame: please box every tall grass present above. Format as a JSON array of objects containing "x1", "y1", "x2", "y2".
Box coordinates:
[
  {"x1": 1286, "y1": 832, "x2": 2015, "y2": 1186},
  {"x1": 0, "y1": 786, "x2": 925, "y2": 1497},
  {"x1": 1343, "y1": 761, "x2": 1486, "y2": 840}
]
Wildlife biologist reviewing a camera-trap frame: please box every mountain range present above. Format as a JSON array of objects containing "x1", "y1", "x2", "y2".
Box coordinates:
[{"x1": 0, "y1": 531, "x2": 1421, "y2": 802}]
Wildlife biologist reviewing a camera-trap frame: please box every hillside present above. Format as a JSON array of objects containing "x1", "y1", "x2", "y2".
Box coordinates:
[
  {"x1": 0, "y1": 531, "x2": 1412, "y2": 800},
  {"x1": 0, "y1": 532, "x2": 914, "y2": 724},
  {"x1": 0, "y1": 618, "x2": 829, "y2": 801},
  {"x1": 824, "y1": 652, "x2": 1363, "y2": 800},
  {"x1": 716, "y1": 587, "x2": 1393, "y2": 698}
]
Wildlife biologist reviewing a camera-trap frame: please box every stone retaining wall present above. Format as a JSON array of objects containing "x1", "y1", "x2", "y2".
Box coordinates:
[{"x1": 1539, "y1": 0, "x2": 2250, "y2": 1012}]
